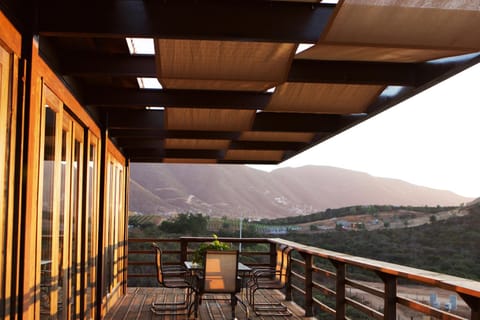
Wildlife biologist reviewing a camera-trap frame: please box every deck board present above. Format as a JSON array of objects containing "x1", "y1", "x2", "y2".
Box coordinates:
[{"x1": 105, "y1": 287, "x2": 304, "y2": 320}]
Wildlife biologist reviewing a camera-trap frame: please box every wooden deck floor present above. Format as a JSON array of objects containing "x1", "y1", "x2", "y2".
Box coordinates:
[{"x1": 105, "y1": 287, "x2": 305, "y2": 320}]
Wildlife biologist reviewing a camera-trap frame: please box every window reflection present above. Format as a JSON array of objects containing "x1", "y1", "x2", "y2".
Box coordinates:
[{"x1": 40, "y1": 106, "x2": 57, "y2": 318}]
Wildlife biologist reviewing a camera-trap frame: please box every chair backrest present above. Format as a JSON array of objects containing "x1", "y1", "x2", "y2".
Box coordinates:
[
  {"x1": 274, "y1": 245, "x2": 287, "y2": 274},
  {"x1": 152, "y1": 243, "x2": 165, "y2": 284},
  {"x1": 275, "y1": 246, "x2": 293, "y2": 285},
  {"x1": 202, "y1": 250, "x2": 239, "y2": 293}
]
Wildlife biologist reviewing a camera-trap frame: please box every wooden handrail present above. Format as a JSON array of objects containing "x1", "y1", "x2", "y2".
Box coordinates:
[
  {"x1": 127, "y1": 237, "x2": 480, "y2": 319},
  {"x1": 269, "y1": 238, "x2": 480, "y2": 298}
]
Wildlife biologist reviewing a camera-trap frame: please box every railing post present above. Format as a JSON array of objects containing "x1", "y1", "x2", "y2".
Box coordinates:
[
  {"x1": 180, "y1": 237, "x2": 188, "y2": 263},
  {"x1": 285, "y1": 254, "x2": 292, "y2": 302},
  {"x1": 331, "y1": 260, "x2": 346, "y2": 320},
  {"x1": 377, "y1": 272, "x2": 397, "y2": 320},
  {"x1": 459, "y1": 294, "x2": 480, "y2": 320},
  {"x1": 269, "y1": 242, "x2": 276, "y2": 269},
  {"x1": 301, "y1": 252, "x2": 313, "y2": 317}
]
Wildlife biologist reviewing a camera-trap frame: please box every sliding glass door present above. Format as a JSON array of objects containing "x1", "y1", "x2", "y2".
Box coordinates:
[
  {"x1": 0, "y1": 40, "x2": 15, "y2": 320},
  {"x1": 39, "y1": 87, "x2": 62, "y2": 319},
  {"x1": 39, "y1": 86, "x2": 85, "y2": 320}
]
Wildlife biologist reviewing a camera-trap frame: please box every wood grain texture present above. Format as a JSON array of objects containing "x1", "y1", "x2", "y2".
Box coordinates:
[
  {"x1": 165, "y1": 108, "x2": 255, "y2": 131},
  {"x1": 266, "y1": 82, "x2": 384, "y2": 114},
  {"x1": 297, "y1": 43, "x2": 471, "y2": 62},
  {"x1": 224, "y1": 150, "x2": 284, "y2": 162},
  {"x1": 157, "y1": 39, "x2": 295, "y2": 91},
  {"x1": 0, "y1": 10, "x2": 21, "y2": 55},
  {"x1": 325, "y1": 0, "x2": 480, "y2": 50},
  {"x1": 239, "y1": 131, "x2": 314, "y2": 143},
  {"x1": 165, "y1": 139, "x2": 230, "y2": 150},
  {"x1": 105, "y1": 287, "x2": 302, "y2": 320}
]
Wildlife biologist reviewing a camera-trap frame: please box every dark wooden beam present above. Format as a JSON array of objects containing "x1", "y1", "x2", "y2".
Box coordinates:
[
  {"x1": 38, "y1": 0, "x2": 336, "y2": 43},
  {"x1": 107, "y1": 109, "x2": 366, "y2": 133},
  {"x1": 111, "y1": 137, "x2": 163, "y2": 149},
  {"x1": 108, "y1": 128, "x2": 241, "y2": 140},
  {"x1": 128, "y1": 157, "x2": 165, "y2": 163},
  {"x1": 288, "y1": 60, "x2": 420, "y2": 86},
  {"x1": 229, "y1": 141, "x2": 307, "y2": 151},
  {"x1": 107, "y1": 110, "x2": 164, "y2": 129},
  {"x1": 87, "y1": 88, "x2": 271, "y2": 110},
  {"x1": 62, "y1": 55, "x2": 424, "y2": 86},
  {"x1": 121, "y1": 148, "x2": 164, "y2": 159},
  {"x1": 122, "y1": 148, "x2": 223, "y2": 160},
  {"x1": 252, "y1": 112, "x2": 367, "y2": 132},
  {"x1": 108, "y1": 128, "x2": 166, "y2": 139},
  {"x1": 219, "y1": 159, "x2": 279, "y2": 165},
  {"x1": 60, "y1": 54, "x2": 156, "y2": 77},
  {"x1": 165, "y1": 149, "x2": 223, "y2": 159}
]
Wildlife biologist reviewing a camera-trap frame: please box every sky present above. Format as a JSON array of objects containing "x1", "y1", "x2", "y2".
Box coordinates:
[{"x1": 249, "y1": 62, "x2": 480, "y2": 198}]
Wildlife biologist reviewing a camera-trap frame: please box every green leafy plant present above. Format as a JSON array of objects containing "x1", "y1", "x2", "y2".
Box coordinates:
[{"x1": 192, "y1": 234, "x2": 231, "y2": 264}]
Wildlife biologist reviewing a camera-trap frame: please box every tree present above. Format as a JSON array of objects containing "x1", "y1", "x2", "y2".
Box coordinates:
[{"x1": 159, "y1": 212, "x2": 209, "y2": 236}]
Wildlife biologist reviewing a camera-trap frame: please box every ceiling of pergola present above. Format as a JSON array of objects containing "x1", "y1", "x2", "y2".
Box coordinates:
[{"x1": 35, "y1": 0, "x2": 480, "y2": 163}]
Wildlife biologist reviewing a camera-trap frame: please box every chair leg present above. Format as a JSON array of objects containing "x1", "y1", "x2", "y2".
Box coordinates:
[
  {"x1": 231, "y1": 293, "x2": 237, "y2": 319},
  {"x1": 194, "y1": 292, "x2": 200, "y2": 319}
]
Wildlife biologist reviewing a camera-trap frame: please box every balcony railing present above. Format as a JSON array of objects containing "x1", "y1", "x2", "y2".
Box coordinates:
[{"x1": 127, "y1": 237, "x2": 480, "y2": 319}]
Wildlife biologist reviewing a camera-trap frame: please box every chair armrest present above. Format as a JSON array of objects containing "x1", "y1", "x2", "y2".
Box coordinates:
[
  {"x1": 250, "y1": 266, "x2": 275, "y2": 277},
  {"x1": 162, "y1": 270, "x2": 188, "y2": 278},
  {"x1": 163, "y1": 265, "x2": 186, "y2": 271}
]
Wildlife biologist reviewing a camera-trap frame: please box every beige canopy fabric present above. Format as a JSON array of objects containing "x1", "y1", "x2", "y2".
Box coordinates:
[{"x1": 35, "y1": 0, "x2": 480, "y2": 163}]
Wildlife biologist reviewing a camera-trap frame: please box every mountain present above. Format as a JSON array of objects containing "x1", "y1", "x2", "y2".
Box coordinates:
[{"x1": 129, "y1": 164, "x2": 473, "y2": 218}]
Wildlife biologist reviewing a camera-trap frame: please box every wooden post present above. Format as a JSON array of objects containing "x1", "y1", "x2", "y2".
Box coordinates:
[
  {"x1": 79, "y1": 127, "x2": 89, "y2": 319},
  {"x1": 180, "y1": 237, "x2": 188, "y2": 263},
  {"x1": 377, "y1": 272, "x2": 397, "y2": 320},
  {"x1": 459, "y1": 294, "x2": 480, "y2": 320},
  {"x1": 331, "y1": 260, "x2": 346, "y2": 320},
  {"x1": 123, "y1": 159, "x2": 130, "y2": 295},
  {"x1": 269, "y1": 242, "x2": 276, "y2": 269},
  {"x1": 95, "y1": 127, "x2": 107, "y2": 320},
  {"x1": 301, "y1": 252, "x2": 313, "y2": 317}
]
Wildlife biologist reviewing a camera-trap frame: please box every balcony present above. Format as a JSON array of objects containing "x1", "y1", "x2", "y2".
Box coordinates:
[{"x1": 110, "y1": 237, "x2": 480, "y2": 320}]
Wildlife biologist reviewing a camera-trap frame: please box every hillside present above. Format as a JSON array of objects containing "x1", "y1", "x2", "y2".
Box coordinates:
[
  {"x1": 283, "y1": 201, "x2": 480, "y2": 280},
  {"x1": 129, "y1": 163, "x2": 472, "y2": 218}
]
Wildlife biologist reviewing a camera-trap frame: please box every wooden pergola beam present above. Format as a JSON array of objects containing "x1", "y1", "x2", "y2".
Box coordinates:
[
  {"x1": 38, "y1": 0, "x2": 335, "y2": 43},
  {"x1": 63, "y1": 55, "x2": 432, "y2": 86},
  {"x1": 89, "y1": 88, "x2": 271, "y2": 109},
  {"x1": 107, "y1": 109, "x2": 366, "y2": 133}
]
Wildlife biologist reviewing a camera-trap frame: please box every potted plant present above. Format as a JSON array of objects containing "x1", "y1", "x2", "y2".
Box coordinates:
[{"x1": 192, "y1": 234, "x2": 231, "y2": 266}]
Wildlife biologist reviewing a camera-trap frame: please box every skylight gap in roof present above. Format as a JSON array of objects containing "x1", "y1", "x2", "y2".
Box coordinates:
[
  {"x1": 380, "y1": 86, "x2": 406, "y2": 98},
  {"x1": 295, "y1": 43, "x2": 314, "y2": 55},
  {"x1": 145, "y1": 106, "x2": 164, "y2": 111},
  {"x1": 137, "y1": 77, "x2": 162, "y2": 89},
  {"x1": 126, "y1": 37, "x2": 155, "y2": 55},
  {"x1": 427, "y1": 52, "x2": 480, "y2": 65},
  {"x1": 321, "y1": 0, "x2": 339, "y2": 4}
]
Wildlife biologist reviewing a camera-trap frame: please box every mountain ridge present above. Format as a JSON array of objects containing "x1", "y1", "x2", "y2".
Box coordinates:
[{"x1": 129, "y1": 164, "x2": 472, "y2": 218}]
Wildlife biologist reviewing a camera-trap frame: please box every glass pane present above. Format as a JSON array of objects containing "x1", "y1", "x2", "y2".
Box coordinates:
[
  {"x1": 104, "y1": 163, "x2": 115, "y2": 296},
  {"x1": 70, "y1": 139, "x2": 81, "y2": 319},
  {"x1": 58, "y1": 129, "x2": 68, "y2": 319},
  {"x1": 40, "y1": 106, "x2": 57, "y2": 318},
  {"x1": 85, "y1": 142, "x2": 97, "y2": 319},
  {"x1": 0, "y1": 44, "x2": 12, "y2": 319}
]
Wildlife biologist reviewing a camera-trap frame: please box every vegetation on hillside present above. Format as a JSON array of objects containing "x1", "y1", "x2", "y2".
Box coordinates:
[
  {"x1": 283, "y1": 205, "x2": 480, "y2": 281},
  {"x1": 128, "y1": 203, "x2": 480, "y2": 281},
  {"x1": 258, "y1": 205, "x2": 459, "y2": 225}
]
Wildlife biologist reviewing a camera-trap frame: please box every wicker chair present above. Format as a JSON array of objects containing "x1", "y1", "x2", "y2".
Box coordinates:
[
  {"x1": 151, "y1": 243, "x2": 193, "y2": 316},
  {"x1": 191, "y1": 250, "x2": 241, "y2": 319}
]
